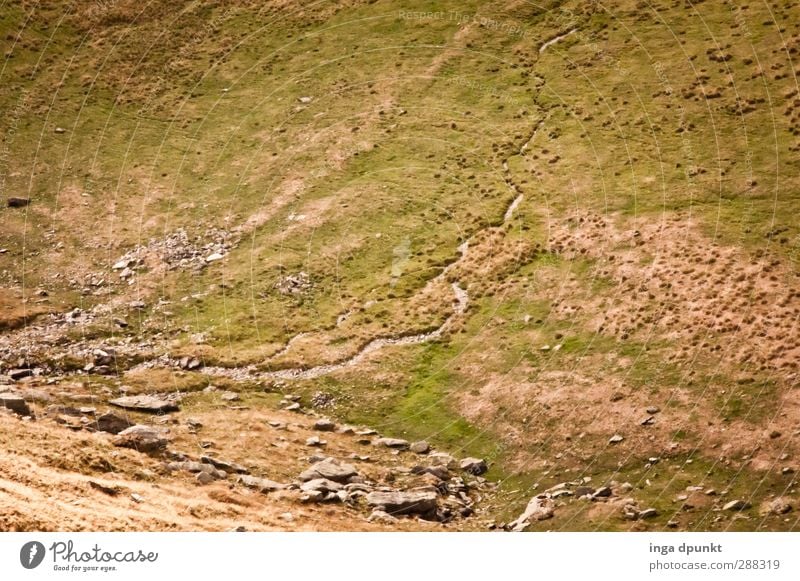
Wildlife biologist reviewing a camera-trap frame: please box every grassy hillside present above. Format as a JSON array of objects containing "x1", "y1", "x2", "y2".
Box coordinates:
[{"x1": 1, "y1": 0, "x2": 799, "y2": 531}]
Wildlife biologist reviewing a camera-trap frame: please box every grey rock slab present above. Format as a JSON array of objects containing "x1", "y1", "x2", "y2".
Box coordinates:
[
  {"x1": 299, "y1": 459, "x2": 358, "y2": 483},
  {"x1": 375, "y1": 437, "x2": 409, "y2": 450},
  {"x1": 238, "y1": 475, "x2": 285, "y2": 492},
  {"x1": 0, "y1": 393, "x2": 31, "y2": 416},
  {"x1": 366, "y1": 490, "x2": 438, "y2": 515},
  {"x1": 200, "y1": 455, "x2": 249, "y2": 474},
  {"x1": 109, "y1": 395, "x2": 179, "y2": 413},
  {"x1": 300, "y1": 478, "x2": 343, "y2": 494}
]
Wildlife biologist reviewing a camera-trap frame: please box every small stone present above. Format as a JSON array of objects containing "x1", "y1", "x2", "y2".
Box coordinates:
[
  {"x1": 205, "y1": 253, "x2": 224, "y2": 263},
  {"x1": 782, "y1": 467, "x2": 795, "y2": 475},
  {"x1": 646, "y1": 406, "x2": 660, "y2": 414},
  {"x1": 723, "y1": 499, "x2": 750, "y2": 511},
  {"x1": 306, "y1": 436, "x2": 326, "y2": 447},
  {"x1": 375, "y1": 437, "x2": 409, "y2": 450},
  {"x1": 0, "y1": 393, "x2": 31, "y2": 416},
  {"x1": 574, "y1": 486, "x2": 595, "y2": 498},
  {"x1": 409, "y1": 441, "x2": 430, "y2": 454},
  {"x1": 196, "y1": 472, "x2": 215, "y2": 485},
  {"x1": 313, "y1": 419, "x2": 336, "y2": 432},
  {"x1": 609, "y1": 434, "x2": 624, "y2": 444},
  {"x1": 220, "y1": 391, "x2": 240, "y2": 402},
  {"x1": 113, "y1": 425, "x2": 169, "y2": 453},
  {"x1": 769, "y1": 430, "x2": 782, "y2": 439},
  {"x1": 7, "y1": 197, "x2": 31, "y2": 208},
  {"x1": 593, "y1": 486, "x2": 613, "y2": 498},
  {"x1": 641, "y1": 416, "x2": 655, "y2": 426},
  {"x1": 459, "y1": 457, "x2": 488, "y2": 476},
  {"x1": 639, "y1": 508, "x2": 658, "y2": 519}
]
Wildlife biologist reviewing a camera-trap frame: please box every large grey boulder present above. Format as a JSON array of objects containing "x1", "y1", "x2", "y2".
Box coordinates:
[{"x1": 366, "y1": 489, "x2": 438, "y2": 515}]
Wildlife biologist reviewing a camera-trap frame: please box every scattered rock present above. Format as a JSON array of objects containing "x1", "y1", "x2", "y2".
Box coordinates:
[
  {"x1": 196, "y1": 472, "x2": 215, "y2": 485},
  {"x1": 609, "y1": 434, "x2": 624, "y2": 444},
  {"x1": 113, "y1": 425, "x2": 169, "y2": 453},
  {"x1": 109, "y1": 395, "x2": 179, "y2": 413},
  {"x1": 574, "y1": 486, "x2": 595, "y2": 498},
  {"x1": 646, "y1": 406, "x2": 660, "y2": 414},
  {"x1": 639, "y1": 508, "x2": 659, "y2": 519},
  {"x1": 764, "y1": 498, "x2": 792, "y2": 515},
  {"x1": 276, "y1": 272, "x2": 312, "y2": 296},
  {"x1": 459, "y1": 457, "x2": 488, "y2": 475}
]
